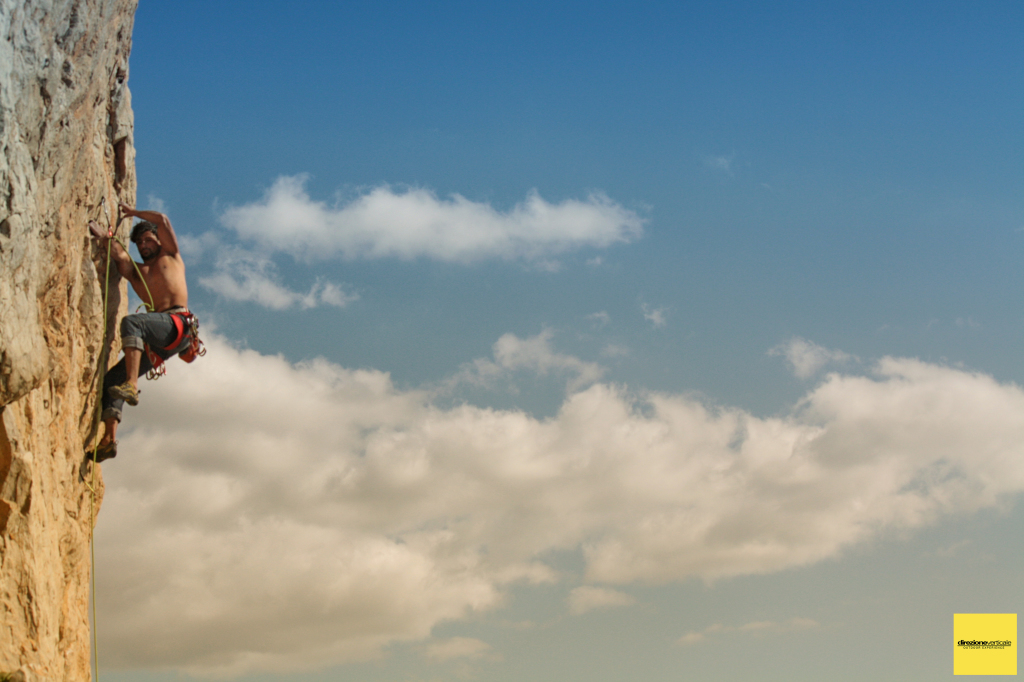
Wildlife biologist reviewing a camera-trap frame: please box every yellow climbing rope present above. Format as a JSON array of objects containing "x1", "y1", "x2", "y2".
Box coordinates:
[
  {"x1": 84, "y1": 211, "x2": 156, "y2": 682},
  {"x1": 83, "y1": 228, "x2": 111, "y2": 682}
]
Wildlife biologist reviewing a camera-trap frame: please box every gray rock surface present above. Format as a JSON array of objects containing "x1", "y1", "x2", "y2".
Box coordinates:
[{"x1": 0, "y1": 0, "x2": 138, "y2": 679}]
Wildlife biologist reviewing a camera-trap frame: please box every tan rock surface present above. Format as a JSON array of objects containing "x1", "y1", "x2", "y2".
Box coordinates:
[{"x1": 1, "y1": 1, "x2": 139, "y2": 679}]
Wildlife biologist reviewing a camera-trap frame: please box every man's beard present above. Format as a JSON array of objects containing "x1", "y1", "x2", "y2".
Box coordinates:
[{"x1": 140, "y1": 246, "x2": 161, "y2": 262}]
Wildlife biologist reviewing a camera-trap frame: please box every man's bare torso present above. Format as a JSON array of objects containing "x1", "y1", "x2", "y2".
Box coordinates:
[
  {"x1": 134, "y1": 252, "x2": 188, "y2": 312},
  {"x1": 90, "y1": 206, "x2": 189, "y2": 313}
]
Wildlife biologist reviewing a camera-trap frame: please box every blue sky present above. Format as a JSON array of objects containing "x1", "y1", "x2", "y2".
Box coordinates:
[{"x1": 99, "y1": 2, "x2": 1022, "y2": 680}]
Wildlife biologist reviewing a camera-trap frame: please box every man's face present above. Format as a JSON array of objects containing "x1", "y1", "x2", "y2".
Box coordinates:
[{"x1": 136, "y1": 232, "x2": 161, "y2": 260}]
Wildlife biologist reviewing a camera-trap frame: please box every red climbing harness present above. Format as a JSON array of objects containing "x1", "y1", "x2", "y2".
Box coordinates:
[
  {"x1": 163, "y1": 311, "x2": 187, "y2": 351},
  {"x1": 144, "y1": 310, "x2": 206, "y2": 380}
]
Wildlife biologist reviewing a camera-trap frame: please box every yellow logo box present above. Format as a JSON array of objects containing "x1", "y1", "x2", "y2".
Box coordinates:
[{"x1": 954, "y1": 613, "x2": 1017, "y2": 676}]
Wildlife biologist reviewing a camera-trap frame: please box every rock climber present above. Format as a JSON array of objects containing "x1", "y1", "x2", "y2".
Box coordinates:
[{"x1": 87, "y1": 203, "x2": 190, "y2": 463}]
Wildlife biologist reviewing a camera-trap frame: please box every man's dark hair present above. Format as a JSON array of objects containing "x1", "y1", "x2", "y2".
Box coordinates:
[{"x1": 130, "y1": 220, "x2": 159, "y2": 243}]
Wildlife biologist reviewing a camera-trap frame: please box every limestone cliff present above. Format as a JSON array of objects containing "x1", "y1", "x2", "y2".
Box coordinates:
[{"x1": 0, "y1": 1, "x2": 138, "y2": 680}]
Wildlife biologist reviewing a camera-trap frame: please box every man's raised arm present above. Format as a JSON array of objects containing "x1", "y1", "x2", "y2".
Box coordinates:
[
  {"x1": 89, "y1": 220, "x2": 141, "y2": 284},
  {"x1": 119, "y1": 202, "x2": 181, "y2": 257}
]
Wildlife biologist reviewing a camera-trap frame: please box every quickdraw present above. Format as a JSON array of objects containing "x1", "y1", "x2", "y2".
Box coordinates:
[{"x1": 178, "y1": 312, "x2": 207, "y2": 363}]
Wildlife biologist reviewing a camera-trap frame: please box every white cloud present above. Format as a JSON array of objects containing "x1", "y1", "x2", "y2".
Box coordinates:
[
  {"x1": 678, "y1": 618, "x2": 819, "y2": 646},
  {"x1": 600, "y1": 344, "x2": 629, "y2": 359},
  {"x1": 586, "y1": 311, "x2": 610, "y2": 327},
  {"x1": 422, "y1": 637, "x2": 495, "y2": 663},
  {"x1": 568, "y1": 586, "x2": 635, "y2": 615},
  {"x1": 315, "y1": 281, "x2": 357, "y2": 308},
  {"x1": 770, "y1": 337, "x2": 854, "y2": 379},
  {"x1": 677, "y1": 631, "x2": 707, "y2": 645},
  {"x1": 642, "y1": 303, "x2": 667, "y2": 328},
  {"x1": 176, "y1": 230, "x2": 222, "y2": 261},
  {"x1": 955, "y1": 317, "x2": 981, "y2": 329},
  {"x1": 448, "y1": 329, "x2": 606, "y2": 393},
  {"x1": 199, "y1": 248, "x2": 357, "y2": 310},
  {"x1": 934, "y1": 539, "x2": 971, "y2": 558},
  {"x1": 96, "y1": 339, "x2": 1024, "y2": 675},
  {"x1": 705, "y1": 154, "x2": 735, "y2": 173},
  {"x1": 145, "y1": 193, "x2": 167, "y2": 213},
  {"x1": 219, "y1": 175, "x2": 644, "y2": 264}
]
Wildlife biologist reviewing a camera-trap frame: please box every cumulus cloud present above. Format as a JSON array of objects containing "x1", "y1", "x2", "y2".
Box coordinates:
[
  {"x1": 678, "y1": 618, "x2": 818, "y2": 645},
  {"x1": 770, "y1": 337, "x2": 854, "y2": 379},
  {"x1": 568, "y1": 586, "x2": 635, "y2": 615},
  {"x1": 218, "y1": 175, "x2": 644, "y2": 264},
  {"x1": 96, "y1": 338, "x2": 1024, "y2": 675},
  {"x1": 448, "y1": 329, "x2": 606, "y2": 393},
  {"x1": 199, "y1": 248, "x2": 357, "y2": 310}
]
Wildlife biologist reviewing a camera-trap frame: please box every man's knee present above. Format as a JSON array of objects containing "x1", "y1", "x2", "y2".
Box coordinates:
[{"x1": 120, "y1": 314, "x2": 147, "y2": 351}]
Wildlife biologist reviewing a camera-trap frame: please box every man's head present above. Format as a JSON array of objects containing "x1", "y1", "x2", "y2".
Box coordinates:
[{"x1": 130, "y1": 221, "x2": 161, "y2": 260}]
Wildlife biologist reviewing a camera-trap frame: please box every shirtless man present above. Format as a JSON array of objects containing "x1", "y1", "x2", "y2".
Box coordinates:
[{"x1": 87, "y1": 203, "x2": 190, "y2": 462}]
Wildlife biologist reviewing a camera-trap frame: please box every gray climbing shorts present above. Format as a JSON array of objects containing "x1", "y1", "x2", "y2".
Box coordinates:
[{"x1": 119, "y1": 308, "x2": 190, "y2": 355}]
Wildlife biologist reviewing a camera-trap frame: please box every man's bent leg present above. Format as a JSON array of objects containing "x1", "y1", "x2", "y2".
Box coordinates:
[
  {"x1": 97, "y1": 351, "x2": 153, "y2": 457},
  {"x1": 93, "y1": 357, "x2": 126, "y2": 464},
  {"x1": 124, "y1": 346, "x2": 142, "y2": 390},
  {"x1": 101, "y1": 356, "x2": 128, "y2": 442},
  {"x1": 111, "y1": 312, "x2": 171, "y2": 406},
  {"x1": 120, "y1": 311, "x2": 180, "y2": 355}
]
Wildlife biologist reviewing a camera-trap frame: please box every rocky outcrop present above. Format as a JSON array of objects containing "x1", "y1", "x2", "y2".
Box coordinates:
[{"x1": 0, "y1": 1, "x2": 138, "y2": 680}]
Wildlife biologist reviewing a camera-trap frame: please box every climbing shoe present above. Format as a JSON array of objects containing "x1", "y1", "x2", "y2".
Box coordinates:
[
  {"x1": 92, "y1": 440, "x2": 118, "y2": 463},
  {"x1": 80, "y1": 441, "x2": 116, "y2": 481},
  {"x1": 108, "y1": 381, "x2": 139, "y2": 406}
]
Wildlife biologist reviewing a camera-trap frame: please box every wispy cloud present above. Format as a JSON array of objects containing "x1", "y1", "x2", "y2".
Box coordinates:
[
  {"x1": 199, "y1": 248, "x2": 357, "y2": 310},
  {"x1": 642, "y1": 303, "x2": 668, "y2": 328},
  {"x1": 955, "y1": 317, "x2": 981, "y2": 329},
  {"x1": 448, "y1": 329, "x2": 606, "y2": 393},
  {"x1": 422, "y1": 637, "x2": 496, "y2": 663},
  {"x1": 144, "y1": 193, "x2": 167, "y2": 213},
  {"x1": 568, "y1": 586, "x2": 635, "y2": 615},
  {"x1": 98, "y1": 340, "x2": 1024, "y2": 675},
  {"x1": 678, "y1": 618, "x2": 819, "y2": 645},
  {"x1": 176, "y1": 230, "x2": 221, "y2": 261},
  {"x1": 934, "y1": 539, "x2": 972, "y2": 558},
  {"x1": 704, "y1": 153, "x2": 736, "y2": 174},
  {"x1": 769, "y1": 337, "x2": 855, "y2": 379},
  {"x1": 600, "y1": 344, "x2": 629, "y2": 359},
  {"x1": 219, "y1": 175, "x2": 644, "y2": 264}
]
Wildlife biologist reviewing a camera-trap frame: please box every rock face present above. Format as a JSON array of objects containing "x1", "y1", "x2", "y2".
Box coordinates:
[{"x1": 0, "y1": 1, "x2": 138, "y2": 679}]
